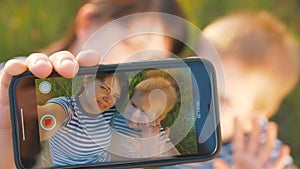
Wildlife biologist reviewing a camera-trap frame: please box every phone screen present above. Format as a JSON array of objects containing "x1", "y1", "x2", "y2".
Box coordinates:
[{"x1": 10, "y1": 58, "x2": 221, "y2": 169}]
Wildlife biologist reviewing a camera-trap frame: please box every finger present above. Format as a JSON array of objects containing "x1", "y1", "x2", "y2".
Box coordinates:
[
  {"x1": 158, "y1": 127, "x2": 169, "y2": 153},
  {"x1": 268, "y1": 145, "x2": 290, "y2": 169},
  {"x1": 233, "y1": 117, "x2": 245, "y2": 153},
  {"x1": 76, "y1": 50, "x2": 101, "y2": 66},
  {"x1": 132, "y1": 137, "x2": 141, "y2": 150},
  {"x1": 213, "y1": 158, "x2": 230, "y2": 169},
  {"x1": 25, "y1": 53, "x2": 53, "y2": 78},
  {"x1": 165, "y1": 127, "x2": 170, "y2": 139},
  {"x1": 140, "y1": 113, "x2": 150, "y2": 127},
  {"x1": 149, "y1": 121, "x2": 156, "y2": 127},
  {"x1": 49, "y1": 51, "x2": 79, "y2": 78},
  {"x1": 0, "y1": 59, "x2": 27, "y2": 129},
  {"x1": 138, "y1": 115, "x2": 148, "y2": 129},
  {"x1": 247, "y1": 116, "x2": 262, "y2": 154},
  {"x1": 127, "y1": 121, "x2": 138, "y2": 129},
  {"x1": 1, "y1": 59, "x2": 27, "y2": 88},
  {"x1": 259, "y1": 122, "x2": 278, "y2": 165},
  {"x1": 0, "y1": 59, "x2": 27, "y2": 102}
]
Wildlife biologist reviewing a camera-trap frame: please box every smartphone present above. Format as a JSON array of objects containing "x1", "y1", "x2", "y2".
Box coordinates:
[{"x1": 9, "y1": 57, "x2": 221, "y2": 169}]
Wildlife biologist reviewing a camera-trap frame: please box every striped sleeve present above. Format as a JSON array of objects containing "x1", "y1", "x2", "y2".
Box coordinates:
[{"x1": 46, "y1": 96, "x2": 73, "y2": 127}]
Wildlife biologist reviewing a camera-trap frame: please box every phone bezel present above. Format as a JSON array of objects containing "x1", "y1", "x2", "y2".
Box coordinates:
[{"x1": 9, "y1": 57, "x2": 221, "y2": 169}]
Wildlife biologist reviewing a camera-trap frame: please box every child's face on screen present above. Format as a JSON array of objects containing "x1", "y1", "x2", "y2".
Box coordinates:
[{"x1": 124, "y1": 91, "x2": 167, "y2": 129}]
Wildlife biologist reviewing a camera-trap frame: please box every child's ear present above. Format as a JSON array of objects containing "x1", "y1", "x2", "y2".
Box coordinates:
[{"x1": 74, "y1": 3, "x2": 100, "y2": 41}]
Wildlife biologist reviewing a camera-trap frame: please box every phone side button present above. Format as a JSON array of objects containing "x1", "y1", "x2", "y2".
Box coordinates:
[{"x1": 20, "y1": 108, "x2": 26, "y2": 141}]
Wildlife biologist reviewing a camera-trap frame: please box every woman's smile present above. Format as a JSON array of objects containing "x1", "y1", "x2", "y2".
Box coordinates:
[{"x1": 97, "y1": 99, "x2": 109, "y2": 110}]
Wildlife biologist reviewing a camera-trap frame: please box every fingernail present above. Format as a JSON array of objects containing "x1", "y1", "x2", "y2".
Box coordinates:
[
  {"x1": 258, "y1": 115, "x2": 268, "y2": 126},
  {"x1": 60, "y1": 59, "x2": 78, "y2": 76},
  {"x1": 34, "y1": 58, "x2": 50, "y2": 66},
  {"x1": 60, "y1": 59, "x2": 74, "y2": 67},
  {"x1": 77, "y1": 50, "x2": 101, "y2": 66}
]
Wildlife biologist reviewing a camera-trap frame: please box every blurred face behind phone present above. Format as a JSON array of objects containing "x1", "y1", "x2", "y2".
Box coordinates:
[
  {"x1": 71, "y1": 1, "x2": 175, "y2": 64},
  {"x1": 217, "y1": 60, "x2": 274, "y2": 142},
  {"x1": 99, "y1": 15, "x2": 172, "y2": 64}
]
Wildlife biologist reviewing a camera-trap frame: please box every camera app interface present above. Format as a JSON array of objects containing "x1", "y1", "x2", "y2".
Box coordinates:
[{"x1": 35, "y1": 67, "x2": 199, "y2": 168}]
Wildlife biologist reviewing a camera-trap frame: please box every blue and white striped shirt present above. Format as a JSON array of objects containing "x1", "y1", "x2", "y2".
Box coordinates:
[{"x1": 48, "y1": 96, "x2": 114, "y2": 167}]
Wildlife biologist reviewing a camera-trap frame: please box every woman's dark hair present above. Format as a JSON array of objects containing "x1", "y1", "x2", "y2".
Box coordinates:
[
  {"x1": 76, "y1": 71, "x2": 129, "y2": 110},
  {"x1": 101, "y1": 71, "x2": 129, "y2": 111},
  {"x1": 41, "y1": 0, "x2": 187, "y2": 56}
]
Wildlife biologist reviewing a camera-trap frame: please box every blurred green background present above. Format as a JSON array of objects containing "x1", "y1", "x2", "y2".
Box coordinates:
[{"x1": 0, "y1": 0, "x2": 299, "y2": 166}]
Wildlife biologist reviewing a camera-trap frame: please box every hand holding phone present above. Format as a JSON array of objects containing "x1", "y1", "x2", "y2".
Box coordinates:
[
  {"x1": 0, "y1": 59, "x2": 28, "y2": 169},
  {"x1": 0, "y1": 51, "x2": 100, "y2": 169},
  {"x1": 9, "y1": 57, "x2": 221, "y2": 169}
]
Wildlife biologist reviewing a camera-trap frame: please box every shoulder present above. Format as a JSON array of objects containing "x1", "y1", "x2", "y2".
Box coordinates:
[
  {"x1": 111, "y1": 113, "x2": 129, "y2": 129},
  {"x1": 46, "y1": 96, "x2": 73, "y2": 105},
  {"x1": 46, "y1": 96, "x2": 76, "y2": 116},
  {"x1": 101, "y1": 108, "x2": 116, "y2": 122}
]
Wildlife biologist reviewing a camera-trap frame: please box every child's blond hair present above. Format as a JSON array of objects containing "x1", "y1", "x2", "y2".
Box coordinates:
[
  {"x1": 203, "y1": 10, "x2": 300, "y2": 116},
  {"x1": 132, "y1": 77, "x2": 177, "y2": 120}
]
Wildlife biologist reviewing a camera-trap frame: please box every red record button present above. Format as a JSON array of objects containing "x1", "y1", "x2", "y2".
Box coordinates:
[
  {"x1": 44, "y1": 118, "x2": 52, "y2": 126},
  {"x1": 40, "y1": 114, "x2": 56, "y2": 131}
]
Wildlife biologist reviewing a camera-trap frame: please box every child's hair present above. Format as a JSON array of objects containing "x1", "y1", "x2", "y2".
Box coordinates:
[
  {"x1": 203, "y1": 10, "x2": 300, "y2": 116},
  {"x1": 132, "y1": 77, "x2": 177, "y2": 120},
  {"x1": 41, "y1": 0, "x2": 187, "y2": 56}
]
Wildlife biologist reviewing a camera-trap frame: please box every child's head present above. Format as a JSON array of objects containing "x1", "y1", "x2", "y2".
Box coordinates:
[
  {"x1": 203, "y1": 10, "x2": 300, "y2": 141},
  {"x1": 124, "y1": 77, "x2": 177, "y2": 129}
]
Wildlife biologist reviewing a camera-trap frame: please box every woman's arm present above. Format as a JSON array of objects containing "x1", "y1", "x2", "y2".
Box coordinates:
[{"x1": 37, "y1": 103, "x2": 67, "y2": 141}]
